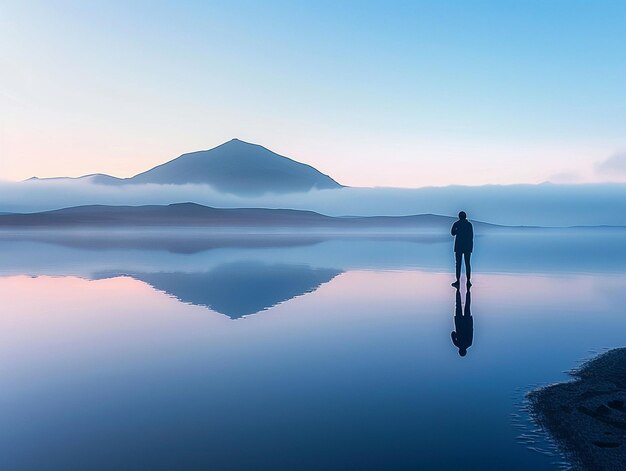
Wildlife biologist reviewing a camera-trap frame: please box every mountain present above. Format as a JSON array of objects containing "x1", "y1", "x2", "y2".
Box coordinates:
[
  {"x1": 0, "y1": 202, "x2": 471, "y2": 230},
  {"x1": 96, "y1": 262, "x2": 342, "y2": 318},
  {"x1": 128, "y1": 139, "x2": 342, "y2": 194},
  {"x1": 28, "y1": 139, "x2": 343, "y2": 195}
]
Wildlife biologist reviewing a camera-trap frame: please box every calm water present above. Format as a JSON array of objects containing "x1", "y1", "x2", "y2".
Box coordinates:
[{"x1": 1, "y1": 229, "x2": 625, "y2": 470}]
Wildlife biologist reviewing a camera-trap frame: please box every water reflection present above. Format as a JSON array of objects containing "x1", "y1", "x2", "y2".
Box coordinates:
[
  {"x1": 0, "y1": 229, "x2": 625, "y2": 277},
  {"x1": 96, "y1": 261, "x2": 342, "y2": 318},
  {"x1": 3, "y1": 262, "x2": 626, "y2": 470},
  {"x1": 451, "y1": 288, "x2": 473, "y2": 357},
  {"x1": 0, "y1": 230, "x2": 329, "y2": 254}
]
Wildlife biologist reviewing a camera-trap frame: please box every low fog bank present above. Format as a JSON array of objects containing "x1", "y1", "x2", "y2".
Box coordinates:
[
  {"x1": 0, "y1": 229, "x2": 624, "y2": 276},
  {"x1": 1, "y1": 180, "x2": 625, "y2": 226}
]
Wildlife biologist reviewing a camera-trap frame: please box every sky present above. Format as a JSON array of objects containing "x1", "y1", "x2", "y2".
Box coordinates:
[{"x1": 1, "y1": 0, "x2": 626, "y2": 187}]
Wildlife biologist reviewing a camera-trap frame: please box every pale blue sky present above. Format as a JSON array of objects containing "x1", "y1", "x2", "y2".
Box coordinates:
[{"x1": 1, "y1": 0, "x2": 625, "y2": 186}]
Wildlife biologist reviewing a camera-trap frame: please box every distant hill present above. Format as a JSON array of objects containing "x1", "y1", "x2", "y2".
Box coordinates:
[
  {"x1": 27, "y1": 173, "x2": 125, "y2": 185},
  {"x1": 0, "y1": 202, "x2": 471, "y2": 231},
  {"x1": 28, "y1": 139, "x2": 343, "y2": 195}
]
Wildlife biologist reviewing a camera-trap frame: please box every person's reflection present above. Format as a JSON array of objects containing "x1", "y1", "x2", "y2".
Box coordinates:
[{"x1": 451, "y1": 288, "x2": 473, "y2": 357}]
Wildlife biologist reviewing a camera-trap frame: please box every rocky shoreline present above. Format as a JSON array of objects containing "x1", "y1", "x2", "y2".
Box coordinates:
[{"x1": 528, "y1": 348, "x2": 626, "y2": 470}]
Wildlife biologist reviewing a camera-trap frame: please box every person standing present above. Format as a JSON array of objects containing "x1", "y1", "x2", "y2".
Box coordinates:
[{"x1": 451, "y1": 211, "x2": 473, "y2": 288}]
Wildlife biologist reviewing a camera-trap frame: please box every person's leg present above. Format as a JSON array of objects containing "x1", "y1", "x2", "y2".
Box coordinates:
[
  {"x1": 465, "y1": 252, "x2": 471, "y2": 281},
  {"x1": 455, "y1": 252, "x2": 462, "y2": 281}
]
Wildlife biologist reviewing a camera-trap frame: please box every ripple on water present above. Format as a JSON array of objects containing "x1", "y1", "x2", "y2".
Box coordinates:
[{"x1": 512, "y1": 385, "x2": 573, "y2": 470}]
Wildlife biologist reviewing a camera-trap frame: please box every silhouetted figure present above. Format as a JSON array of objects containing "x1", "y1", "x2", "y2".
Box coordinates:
[
  {"x1": 451, "y1": 288, "x2": 473, "y2": 357},
  {"x1": 450, "y1": 211, "x2": 473, "y2": 288}
]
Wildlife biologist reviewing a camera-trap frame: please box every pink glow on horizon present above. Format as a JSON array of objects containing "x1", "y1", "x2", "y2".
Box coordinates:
[{"x1": 0, "y1": 132, "x2": 617, "y2": 187}]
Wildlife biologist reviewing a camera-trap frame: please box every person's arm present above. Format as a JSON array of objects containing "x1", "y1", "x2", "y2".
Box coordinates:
[
  {"x1": 451, "y1": 332, "x2": 459, "y2": 346},
  {"x1": 469, "y1": 222, "x2": 474, "y2": 239},
  {"x1": 451, "y1": 221, "x2": 458, "y2": 236}
]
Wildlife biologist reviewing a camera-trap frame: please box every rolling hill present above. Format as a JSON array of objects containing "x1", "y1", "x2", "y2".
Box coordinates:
[{"x1": 0, "y1": 202, "x2": 467, "y2": 231}]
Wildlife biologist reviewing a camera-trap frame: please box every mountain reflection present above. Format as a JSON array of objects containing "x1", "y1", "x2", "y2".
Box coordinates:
[{"x1": 96, "y1": 261, "x2": 342, "y2": 318}]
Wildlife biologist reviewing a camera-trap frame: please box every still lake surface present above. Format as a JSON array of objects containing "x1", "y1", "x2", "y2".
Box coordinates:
[{"x1": 1, "y1": 228, "x2": 625, "y2": 470}]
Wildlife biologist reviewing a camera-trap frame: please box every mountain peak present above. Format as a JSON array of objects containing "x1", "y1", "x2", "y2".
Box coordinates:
[
  {"x1": 219, "y1": 137, "x2": 265, "y2": 151},
  {"x1": 219, "y1": 137, "x2": 257, "y2": 149}
]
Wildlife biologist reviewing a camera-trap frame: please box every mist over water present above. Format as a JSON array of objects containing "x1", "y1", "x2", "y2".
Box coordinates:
[
  {"x1": 0, "y1": 227, "x2": 624, "y2": 276},
  {"x1": 2, "y1": 180, "x2": 626, "y2": 226}
]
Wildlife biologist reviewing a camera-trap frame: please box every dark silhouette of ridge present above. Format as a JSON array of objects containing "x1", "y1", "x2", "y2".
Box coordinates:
[
  {"x1": 96, "y1": 261, "x2": 342, "y2": 318},
  {"x1": 0, "y1": 202, "x2": 481, "y2": 230}
]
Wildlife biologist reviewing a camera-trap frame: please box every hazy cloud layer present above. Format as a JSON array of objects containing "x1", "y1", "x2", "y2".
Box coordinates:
[
  {"x1": 1, "y1": 180, "x2": 626, "y2": 227},
  {"x1": 547, "y1": 171, "x2": 582, "y2": 184},
  {"x1": 595, "y1": 152, "x2": 626, "y2": 177}
]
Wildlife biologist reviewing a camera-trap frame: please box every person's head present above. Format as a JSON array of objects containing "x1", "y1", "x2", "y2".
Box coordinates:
[
  {"x1": 459, "y1": 348, "x2": 467, "y2": 357},
  {"x1": 458, "y1": 211, "x2": 467, "y2": 220}
]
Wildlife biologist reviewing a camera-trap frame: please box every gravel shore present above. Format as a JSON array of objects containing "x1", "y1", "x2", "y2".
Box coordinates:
[{"x1": 528, "y1": 348, "x2": 626, "y2": 471}]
